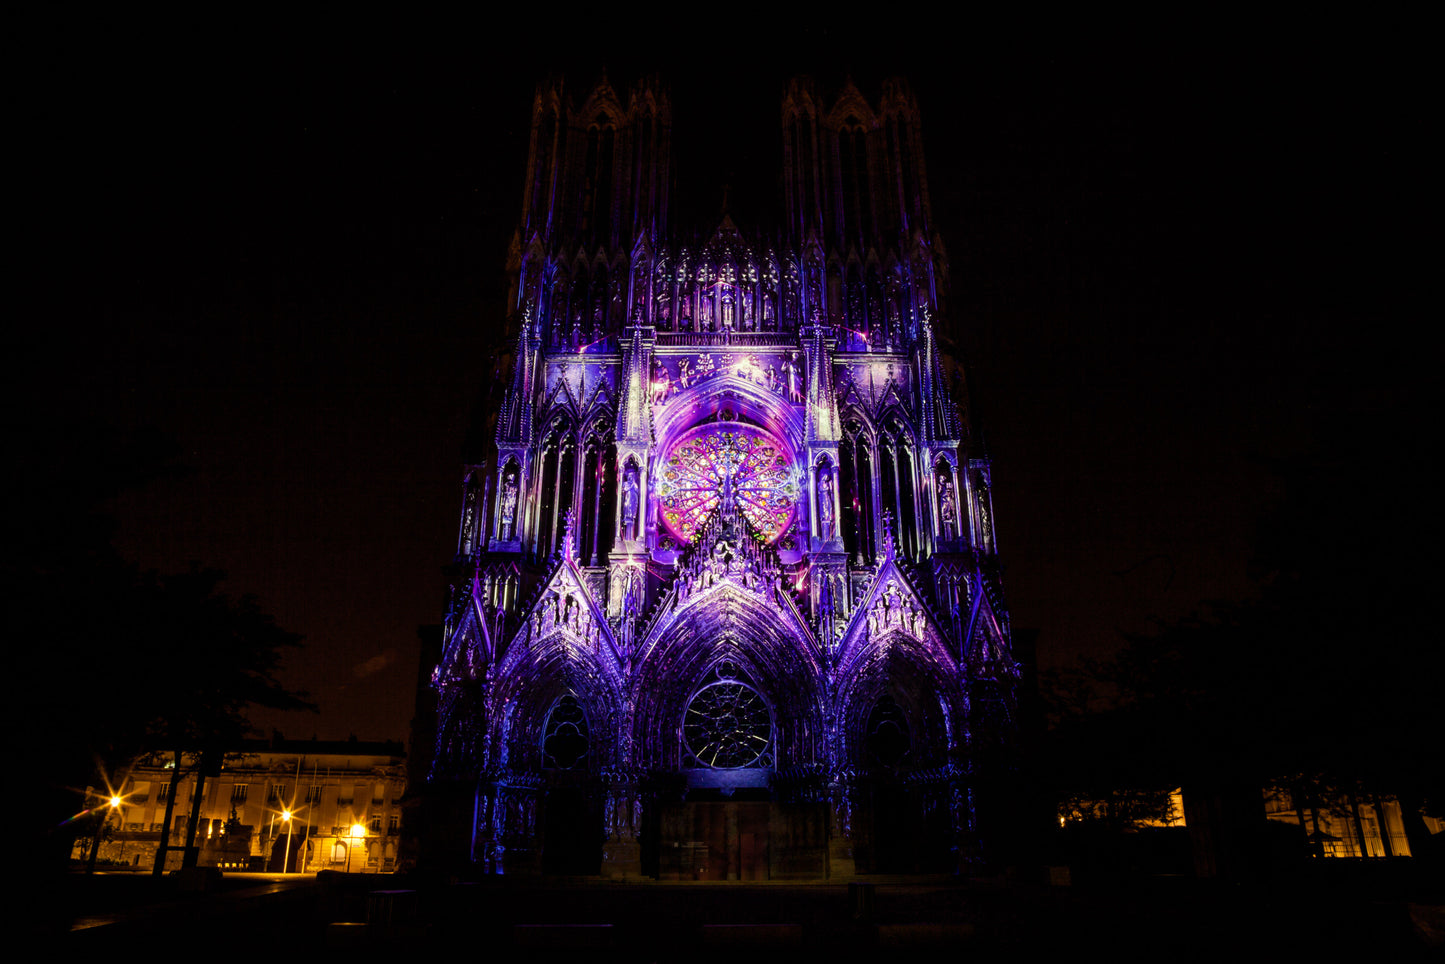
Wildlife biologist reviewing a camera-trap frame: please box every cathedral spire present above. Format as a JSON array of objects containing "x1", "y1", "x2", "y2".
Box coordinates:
[
  {"x1": 615, "y1": 323, "x2": 653, "y2": 445},
  {"x1": 803, "y1": 315, "x2": 840, "y2": 442},
  {"x1": 496, "y1": 306, "x2": 537, "y2": 447},
  {"x1": 916, "y1": 305, "x2": 958, "y2": 443}
]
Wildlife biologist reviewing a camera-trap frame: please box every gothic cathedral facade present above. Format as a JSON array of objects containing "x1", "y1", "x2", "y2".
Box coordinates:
[{"x1": 425, "y1": 76, "x2": 1017, "y2": 878}]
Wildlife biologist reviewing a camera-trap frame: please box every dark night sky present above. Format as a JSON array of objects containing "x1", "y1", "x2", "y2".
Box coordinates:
[{"x1": 28, "y1": 27, "x2": 1427, "y2": 744}]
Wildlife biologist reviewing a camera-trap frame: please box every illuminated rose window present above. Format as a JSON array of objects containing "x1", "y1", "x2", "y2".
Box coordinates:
[{"x1": 657, "y1": 424, "x2": 797, "y2": 544}]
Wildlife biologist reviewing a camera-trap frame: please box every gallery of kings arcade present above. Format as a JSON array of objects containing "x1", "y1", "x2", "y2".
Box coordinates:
[{"x1": 419, "y1": 75, "x2": 1019, "y2": 879}]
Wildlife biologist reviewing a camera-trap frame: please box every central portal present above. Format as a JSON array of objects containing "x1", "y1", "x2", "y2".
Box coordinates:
[{"x1": 658, "y1": 801, "x2": 771, "y2": 880}]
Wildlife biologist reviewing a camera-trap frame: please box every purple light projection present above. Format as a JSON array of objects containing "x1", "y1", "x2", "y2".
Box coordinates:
[
  {"x1": 426, "y1": 75, "x2": 1018, "y2": 880},
  {"x1": 657, "y1": 423, "x2": 797, "y2": 545}
]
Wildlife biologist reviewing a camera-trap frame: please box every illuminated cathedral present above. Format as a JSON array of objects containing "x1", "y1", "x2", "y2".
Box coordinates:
[{"x1": 425, "y1": 75, "x2": 1017, "y2": 878}]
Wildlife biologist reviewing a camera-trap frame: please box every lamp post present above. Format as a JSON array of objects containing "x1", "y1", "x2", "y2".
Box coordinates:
[
  {"x1": 85, "y1": 794, "x2": 122, "y2": 875},
  {"x1": 348, "y1": 823, "x2": 366, "y2": 874},
  {"x1": 108, "y1": 796, "x2": 127, "y2": 866},
  {"x1": 280, "y1": 810, "x2": 293, "y2": 874}
]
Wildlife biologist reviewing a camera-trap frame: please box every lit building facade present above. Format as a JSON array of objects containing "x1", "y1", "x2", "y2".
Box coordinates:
[
  {"x1": 1263, "y1": 789, "x2": 1429, "y2": 859},
  {"x1": 79, "y1": 739, "x2": 406, "y2": 873},
  {"x1": 427, "y1": 76, "x2": 1017, "y2": 878}
]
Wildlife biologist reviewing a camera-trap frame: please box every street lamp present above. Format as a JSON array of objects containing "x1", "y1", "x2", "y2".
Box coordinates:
[
  {"x1": 86, "y1": 792, "x2": 123, "y2": 874},
  {"x1": 347, "y1": 823, "x2": 366, "y2": 874},
  {"x1": 107, "y1": 796, "x2": 126, "y2": 866},
  {"x1": 280, "y1": 810, "x2": 293, "y2": 874}
]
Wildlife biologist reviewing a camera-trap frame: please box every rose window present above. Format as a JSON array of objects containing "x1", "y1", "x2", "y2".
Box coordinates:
[
  {"x1": 684, "y1": 679, "x2": 773, "y2": 769},
  {"x1": 657, "y1": 424, "x2": 797, "y2": 544}
]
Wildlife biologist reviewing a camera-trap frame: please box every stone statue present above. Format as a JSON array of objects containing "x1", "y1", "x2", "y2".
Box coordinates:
[
  {"x1": 621, "y1": 466, "x2": 639, "y2": 539},
  {"x1": 818, "y1": 472, "x2": 835, "y2": 539},
  {"x1": 939, "y1": 478, "x2": 957, "y2": 538},
  {"x1": 500, "y1": 474, "x2": 518, "y2": 541}
]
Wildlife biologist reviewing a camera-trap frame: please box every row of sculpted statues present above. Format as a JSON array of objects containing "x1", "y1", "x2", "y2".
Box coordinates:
[{"x1": 865, "y1": 580, "x2": 929, "y2": 641}]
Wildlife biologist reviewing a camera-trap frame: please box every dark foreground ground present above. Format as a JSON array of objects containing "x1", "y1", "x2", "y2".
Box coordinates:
[{"x1": 55, "y1": 868, "x2": 1444, "y2": 960}]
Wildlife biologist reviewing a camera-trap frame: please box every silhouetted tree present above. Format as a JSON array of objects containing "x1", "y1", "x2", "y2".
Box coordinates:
[
  {"x1": 13, "y1": 420, "x2": 313, "y2": 881},
  {"x1": 1044, "y1": 402, "x2": 1441, "y2": 872}
]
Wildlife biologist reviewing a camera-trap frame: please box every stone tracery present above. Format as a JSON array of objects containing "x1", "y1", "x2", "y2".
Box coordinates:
[{"x1": 657, "y1": 423, "x2": 797, "y2": 545}]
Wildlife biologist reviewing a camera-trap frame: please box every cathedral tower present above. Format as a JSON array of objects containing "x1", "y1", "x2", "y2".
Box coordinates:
[{"x1": 425, "y1": 76, "x2": 1016, "y2": 878}]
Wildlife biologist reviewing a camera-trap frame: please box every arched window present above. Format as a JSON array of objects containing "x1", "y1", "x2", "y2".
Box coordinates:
[
  {"x1": 683, "y1": 663, "x2": 772, "y2": 769},
  {"x1": 582, "y1": 119, "x2": 615, "y2": 240},
  {"x1": 846, "y1": 263, "x2": 865, "y2": 345},
  {"x1": 840, "y1": 125, "x2": 872, "y2": 244},
  {"x1": 897, "y1": 444, "x2": 918, "y2": 560},
  {"x1": 547, "y1": 270, "x2": 569, "y2": 345},
  {"x1": 840, "y1": 431, "x2": 862, "y2": 560},
  {"x1": 542, "y1": 695, "x2": 590, "y2": 770},
  {"x1": 535, "y1": 420, "x2": 575, "y2": 559},
  {"x1": 632, "y1": 109, "x2": 654, "y2": 236},
  {"x1": 867, "y1": 266, "x2": 884, "y2": 345},
  {"x1": 827, "y1": 262, "x2": 843, "y2": 326},
  {"x1": 526, "y1": 106, "x2": 558, "y2": 236},
  {"x1": 580, "y1": 433, "x2": 615, "y2": 565},
  {"x1": 567, "y1": 271, "x2": 587, "y2": 346},
  {"x1": 590, "y1": 266, "x2": 609, "y2": 333},
  {"x1": 865, "y1": 695, "x2": 911, "y2": 766}
]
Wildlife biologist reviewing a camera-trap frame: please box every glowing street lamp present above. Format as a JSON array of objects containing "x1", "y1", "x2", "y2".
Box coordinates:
[
  {"x1": 85, "y1": 791, "x2": 124, "y2": 873},
  {"x1": 347, "y1": 823, "x2": 367, "y2": 874},
  {"x1": 280, "y1": 809, "x2": 293, "y2": 874},
  {"x1": 106, "y1": 794, "x2": 126, "y2": 864}
]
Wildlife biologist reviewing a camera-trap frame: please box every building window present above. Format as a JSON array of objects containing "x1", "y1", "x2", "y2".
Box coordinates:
[
  {"x1": 231, "y1": 784, "x2": 248, "y2": 803},
  {"x1": 542, "y1": 695, "x2": 590, "y2": 770},
  {"x1": 865, "y1": 695, "x2": 911, "y2": 766},
  {"x1": 656, "y1": 423, "x2": 798, "y2": 545},
  {"x1": 683, "y1": 665, "x2": 772, "y2": 769}
]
